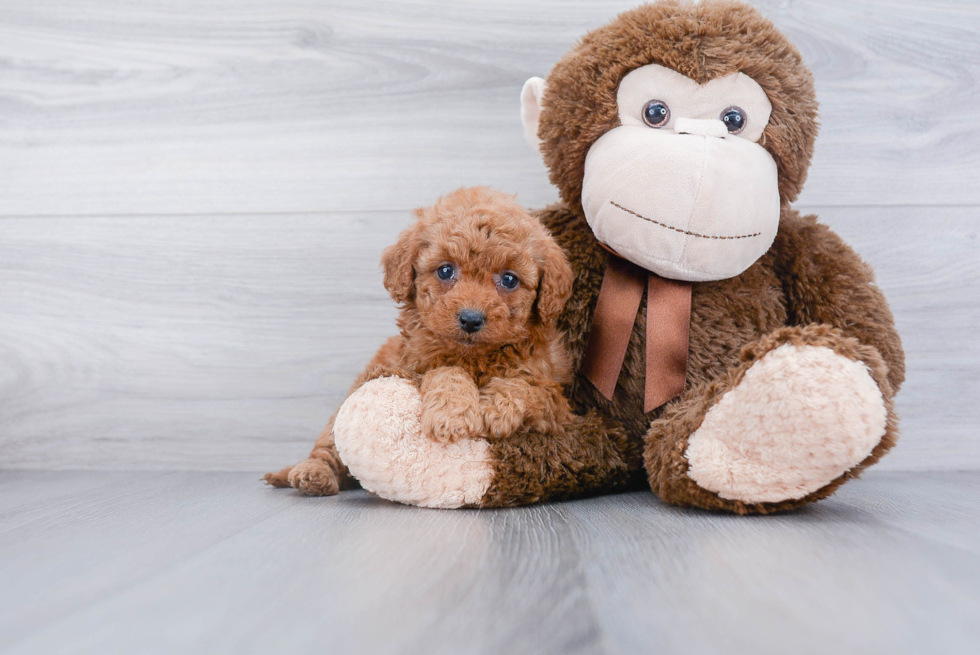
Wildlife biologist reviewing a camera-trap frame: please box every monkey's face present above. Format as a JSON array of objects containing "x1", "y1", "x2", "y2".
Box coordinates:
[
  {"x1": 521, "y1": 2, "x2": 819, "y2": 280},
  {"x1": 579, "y1": 64, "x2": 781, "y2": 282}
]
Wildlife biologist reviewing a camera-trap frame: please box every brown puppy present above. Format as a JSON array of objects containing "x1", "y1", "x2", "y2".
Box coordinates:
[{"x1": 265, "y1": 186, "x2": 575, "y2": 495}]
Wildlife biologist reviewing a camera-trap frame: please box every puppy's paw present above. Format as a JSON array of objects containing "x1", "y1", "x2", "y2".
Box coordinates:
[
  {"x1": 480, "y1": 378, "x2": 529, "y2": 439},
  {"x1": 420, "y1": 366, "x2": 484, "y2": 443},
  {"x1": 422, "y1": 400, "x2": 485, "y2": 443},
  {"x1": 262, "y1": 466, "x2": 293, "y2": 488},
  {"x1": 287, "y1": 458, "x2": 340, "y2": 496}
]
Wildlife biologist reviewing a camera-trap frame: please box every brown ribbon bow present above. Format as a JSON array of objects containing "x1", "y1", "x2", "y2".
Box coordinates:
[{"x1": 582, "y1": 253, "x2": 692, "y2": 413}]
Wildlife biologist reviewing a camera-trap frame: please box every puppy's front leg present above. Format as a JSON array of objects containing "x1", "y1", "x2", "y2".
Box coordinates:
[
  {"x1": 481, "y1": 377, "x2": 572, "y2": 439},
  {"x1": 420, "y1": 367, "x2": 484, "y2": 443},
  {"x1": 480, "y1": 377, "x2": 530, "y2": 439}
]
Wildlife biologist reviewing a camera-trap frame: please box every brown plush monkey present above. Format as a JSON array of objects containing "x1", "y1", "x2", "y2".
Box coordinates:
[{"x1": 269, "y1": 0, "x2": 904, "y2": 514}]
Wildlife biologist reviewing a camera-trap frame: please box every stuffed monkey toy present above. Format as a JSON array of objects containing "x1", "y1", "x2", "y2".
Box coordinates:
[{"x1": 267, "y1": 0, "x2": 904, "y2": 514}]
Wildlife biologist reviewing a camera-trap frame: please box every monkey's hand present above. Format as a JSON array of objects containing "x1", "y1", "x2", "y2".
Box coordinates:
[{"x1": 333, "y1": 376, "x2": 494, "y2": 509}]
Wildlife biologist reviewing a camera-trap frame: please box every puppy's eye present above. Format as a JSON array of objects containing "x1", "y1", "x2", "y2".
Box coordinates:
[
  {"x1": 499, "y1": 272, "x2": 519, "y2": 290},
  {"x1": 720, "y1": 106, "x2": 746, "y2": 134},
  {"x1": 642, "y1": 100, "x2": 670, "y2": 128},
  {"x1": 436, "y1": 263, "x2": 455, "y2": 281}
]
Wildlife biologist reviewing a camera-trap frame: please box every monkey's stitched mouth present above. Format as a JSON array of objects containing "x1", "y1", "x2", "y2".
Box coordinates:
[{"x1": 609, "y1": 201, "x2": 761, "y2": 240}]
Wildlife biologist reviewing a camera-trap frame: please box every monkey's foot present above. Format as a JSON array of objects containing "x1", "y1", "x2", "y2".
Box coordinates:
[
  {"x1": 334, "y1": 377, "x2": 494, "y2": 509},
  {"x1": 684, "y1": 342, "x2": 888, "y2": 504}
]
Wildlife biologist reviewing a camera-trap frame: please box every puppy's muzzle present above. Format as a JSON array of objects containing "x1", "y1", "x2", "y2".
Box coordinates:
[{"x1": 458, "y1": 309, "x2": 486, "y2": 334}]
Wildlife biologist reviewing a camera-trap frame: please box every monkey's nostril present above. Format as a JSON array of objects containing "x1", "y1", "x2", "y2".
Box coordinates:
[
  {"x1": 458, "y1": 309, "x2": 486, "y2": 334},
  {"x1": 674, "y1": 117, "x2": 729, "y2": 138}
]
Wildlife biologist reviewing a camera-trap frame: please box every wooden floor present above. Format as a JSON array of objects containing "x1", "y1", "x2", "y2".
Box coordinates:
[{"x1": 2, "y1": 470, "x2": 978, "y2": 654}]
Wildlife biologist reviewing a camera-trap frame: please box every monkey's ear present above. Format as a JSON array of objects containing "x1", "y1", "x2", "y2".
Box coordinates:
[
  {"x1": 535, "y1": 237, "x2": 574, "y2": 324},
  {"x1": 520, "y1": 77, "x2": 546, "y2": 153},
  {"x1": 381, "y1": 216, "x2": 422, "y2": 304}
]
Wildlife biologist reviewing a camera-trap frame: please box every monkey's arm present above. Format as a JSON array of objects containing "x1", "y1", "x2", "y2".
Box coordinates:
[
  {"x1": 332, "y1": 374, "x2": 640, "y2": 508},
  {"x1": 775, "y1": 211, "x2": 905, "y2": 395}
]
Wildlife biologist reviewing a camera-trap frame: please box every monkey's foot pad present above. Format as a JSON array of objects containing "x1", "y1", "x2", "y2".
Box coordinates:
[{"x1": 685, "y1": 344, "x2": 888, "y2": 503}]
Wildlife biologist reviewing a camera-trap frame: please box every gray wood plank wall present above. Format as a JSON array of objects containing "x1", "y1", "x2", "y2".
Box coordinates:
[{"x1": 1, "y1": 0, "x2": 978, "y2": 471}]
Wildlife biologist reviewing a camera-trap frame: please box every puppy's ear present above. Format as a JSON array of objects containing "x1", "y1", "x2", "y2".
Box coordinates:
[
  {"x1": 535, "y1": 236, "x2": 574, "y2": 324},
  {"x1": 381, "y1": 212, "x2": 424, "y2": 304}
]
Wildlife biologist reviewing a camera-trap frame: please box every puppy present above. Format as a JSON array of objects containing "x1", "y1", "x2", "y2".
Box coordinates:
[{"x1": 265, "y1": 186, "x2": 575, "y2": 495}]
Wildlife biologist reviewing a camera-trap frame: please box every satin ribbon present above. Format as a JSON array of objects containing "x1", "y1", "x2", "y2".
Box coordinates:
[{"x1": 582, "y1": 253, "x2": 692, "y2": 413}]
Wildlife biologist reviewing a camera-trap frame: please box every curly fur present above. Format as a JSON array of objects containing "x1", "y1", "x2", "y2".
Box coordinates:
[{"x1": 265, "y1": 186, "x2": 579, "y2": 496}]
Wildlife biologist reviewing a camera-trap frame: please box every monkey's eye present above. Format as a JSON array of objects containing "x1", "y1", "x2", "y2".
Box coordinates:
[
  {"x1": 720, "y1": 106, "x2": 747, "y2": 134},
  {"x1": 642, "y1": 100, "x2": 670, "y2": 128},
  {"x1": 499, "y1": 272, "x2": 520, "y2": 290},
  {"x1": 436, "y1": 263, "x2": 455, "y2": 281}
]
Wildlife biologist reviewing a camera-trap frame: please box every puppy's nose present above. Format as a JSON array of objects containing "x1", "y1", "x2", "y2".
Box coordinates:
[{"x1": 458, "y1": 309, "x2": 486, "y2": 334}]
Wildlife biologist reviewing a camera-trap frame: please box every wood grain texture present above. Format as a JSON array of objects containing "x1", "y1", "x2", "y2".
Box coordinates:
[
  {"x1": 1, "y1": 470, "x2": 978, "y2": 654},
  {"x1": 0, "y1": 205, "x2": 976, "y2": 471},
  {"x1": 0, "y1": 0, "x2": 977, "y2": 216},
  {"x1": 0, "y1": 212, "x2": 404, "y2": 470}
]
